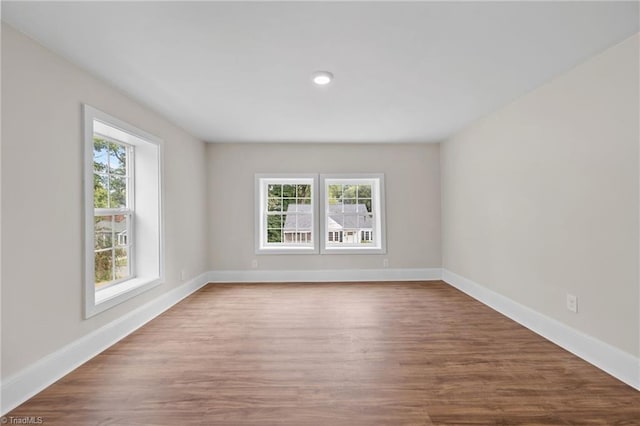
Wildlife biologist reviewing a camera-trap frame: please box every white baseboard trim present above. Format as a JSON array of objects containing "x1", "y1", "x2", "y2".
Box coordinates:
[
  {"x1": 442, "y1": 269, "x2": 640, "y2": 391},
  {"x1": 207, "y1": 267, "x2": 443, "y2": 283},
  {"x1": 0, "y1": 272, "x2": 210, "y2": 415}
]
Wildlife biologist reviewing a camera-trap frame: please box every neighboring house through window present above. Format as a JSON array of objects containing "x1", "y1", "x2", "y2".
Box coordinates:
[
  {"x1": 254, "y1": 173, "x2": 385, "y2": 255},
  {"x1": 326, "y1": 204, "x2": 373, "y2": 244},
  {"x1": 321, "y1": 174, "x2": 386, "y2": 254},
  {"x1": 255, "y1": 174, "x2": 319, "y2": 254}
]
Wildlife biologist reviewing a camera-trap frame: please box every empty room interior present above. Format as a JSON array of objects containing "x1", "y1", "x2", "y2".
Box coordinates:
[{"x1": 1, "y1": 1, "x2": 640, "y2": 424}]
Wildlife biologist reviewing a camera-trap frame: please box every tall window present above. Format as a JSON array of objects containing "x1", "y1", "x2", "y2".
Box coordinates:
[
  {"x1": 84, "y1": 105, "x2": 163, "y2": 318},
  {"x1": 255, "y1": 174, "x2": 318, "y2": 254},
  {"x1": 321, "y1": 174, "x2": 386, "y2": 254},
  {"x1": 93, "y1": 138, "x2": 134, "y2": 288}
]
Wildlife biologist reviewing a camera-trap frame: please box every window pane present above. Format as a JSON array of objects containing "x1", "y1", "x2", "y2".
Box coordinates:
[
  {"x1": 355, "y1": 215, "x2": 370, "y2": 229},
  {"x1": 109, "y1": 143, "x2": 127, "y2": 175},
  {"x1": 283, "y1": 212, "x2": 296, "y2": 231},
  {"x1": 115, "y1": 220, "x2": 129, "y2": 247},
  {"x1": 343, "y1": 229, "x2": 358, "y2": 243},
  {"x1": 328, "y1": 214, "x2": 344, "y2": 230},
  {"x1": 115, "y1": 247, "x2": 130, "y2": 280},
  {"x1": 94, "y1": 215, "x2": 113, "y2": 250},
  {"x1": 267, "y1": 198, "x2": 282, "y2": 212},
  {"x1": 95, "y1": 249, "x2": 113, "y2": 287},
  {"x1": 328, "y1": 204, "x2": 343, "y2": 215},
  {"x1": 282, "y1": 184, "x2": 296, "y2": 197},
  {"x1": 343, "y1": 184, "x2": 356, "y2": 198},
  {"x1": 299, "y1": 198, "x2": 311, "y2": 205},
  {"x1": 357, "y1": 184, "x2": 372, "y2": 198},
  {"x1": 360, "y1": 199, "x2": 372, "y2": 212},
  {"x1": 342, "y1": 214, "x2": 359, "y2": 229},
  {"x1": 328, "y1": 184, "x2": 342, "y2": 202},
  {"x1": 93, "y1": 137, "x2": 109, "y2": 173},
  {"x1": 267, "y1": 229, "x2": 282, "y2": 243},
  {"x1": 297, "y1": 214, "x2": 312, "y2": 229},
  {"x1": 282, "y1": 198, "x2": 296, "y2": 212},
  {"x1": 287, "y1": 203, "x2": 310, "y2": 213},
  {"x1": 268, "y1": 184, "x2": 282, "y2": 197},
  {"x1": 296, "y1": 184, "x2": 311, "y2": 198},
  {"x1": 267, "y1": 214, "x2": 283, "y2": 229},
  {"x1": 298, "y1": 229, "x2": 312, "y2": 236},
  {"x1": 109, "y1": 176, "x2": 127, "y2": 208},
  {"x1": 93, "y1": 215, "x2": 130, "y2": 286},
  {"x1": 94, "y1": 173, "x2": 109, "y2": 208},
  {"x1": 113, "y1": 214, "x2": 128, "y2": 240},
  {"x1": 357, "y1": 213, "x2": 373, "y2": 229}
]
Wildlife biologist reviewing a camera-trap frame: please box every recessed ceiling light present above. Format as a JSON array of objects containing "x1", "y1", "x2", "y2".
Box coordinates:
[{"x1": 312, "y1": 71, "x2": 333, "y2": 86}]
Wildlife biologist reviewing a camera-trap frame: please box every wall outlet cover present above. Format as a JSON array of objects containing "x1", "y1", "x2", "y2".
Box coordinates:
[{"x1": 566, "y1": 294, "x2": 578, "y2": 313}]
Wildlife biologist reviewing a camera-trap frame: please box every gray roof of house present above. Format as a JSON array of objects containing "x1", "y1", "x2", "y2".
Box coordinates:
[
  {"x1": 95, "y1": 218, "x2": 127, "y2": 234},
  {"x1": 283, "y1": 204, "x2": 372, "y2": 231}
]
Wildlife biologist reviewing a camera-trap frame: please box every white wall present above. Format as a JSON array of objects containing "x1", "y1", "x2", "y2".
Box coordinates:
[
  {"x1": 441, "y1": 34, "x2": 639, "y2": 357},
  {"x1": 207, "y1": 143, "x2": 441, "y2": 271},
  {"x1": 1, "y1": 24, "x2": 209, "y2": 379}
]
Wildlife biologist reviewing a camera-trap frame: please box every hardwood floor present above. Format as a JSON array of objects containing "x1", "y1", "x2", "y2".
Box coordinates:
[{"x1": 6, "y1": 281, "x2": 640, "y2": 425}]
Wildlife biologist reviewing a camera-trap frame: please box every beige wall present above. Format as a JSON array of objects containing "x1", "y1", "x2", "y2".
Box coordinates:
[
  {"x1": 4, "y1": 15, "x2": 636, "y2": 387},
  {"x1": 442, "y1": 34, "x2": 639, "y2": 356},
  {"x1": 1, "y1": 24, "x2": 209, "y2": 378},
  {"x1": 207, "y1": 143, "x2": 441, "y2": 271}
]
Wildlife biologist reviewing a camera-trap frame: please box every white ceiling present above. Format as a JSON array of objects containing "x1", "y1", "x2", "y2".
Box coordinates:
[{"x1": 2, "y1": 1, "x2": 638, "y2": 143}]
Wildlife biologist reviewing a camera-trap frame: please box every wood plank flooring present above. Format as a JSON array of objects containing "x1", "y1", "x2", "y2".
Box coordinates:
[{"x1": 6, "y1": 281, "x2": 640, "y2": 425}]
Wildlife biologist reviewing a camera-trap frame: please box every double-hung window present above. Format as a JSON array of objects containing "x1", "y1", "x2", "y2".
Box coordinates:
[
  {"x1": 255, "y1": 174, "x2": 319, "y2": 254},
  {"x1": 320, "y1": 174, "x2": 386, "y2": 254},
  {"x1": 93, "y1": 137, "x2": 134, "y2": 287},
  {"x1": 84, "y1": 105, "x2": 163, "y2": 317},
  {"x1": 255, "y1": 173, "x2": 385, "y2": 255}
]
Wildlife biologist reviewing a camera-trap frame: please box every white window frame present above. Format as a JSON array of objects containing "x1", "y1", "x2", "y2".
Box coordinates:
[
  {"x1": 84, "y1": 105, "x2": 164, "y2": 318},
  {"x1": 255, "y1": 174, "x2": 319, "y2": 254},
  {"x1": 320, "y1": 173, "x2": 386, "y2": 254}
]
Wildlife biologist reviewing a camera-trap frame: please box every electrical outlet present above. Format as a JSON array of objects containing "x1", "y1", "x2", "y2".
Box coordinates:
[
  {"x1": 251, "y1": 259, "x2": 258, "y2": 269},
  {"x1": 566, "y1": 294, "x2": 578, "y2": 313},
  {"x1": 383, "y1": 258, "x2": 389, "y2": 268},
  {"x1": 180, "y1": 269, "x2": 187, "y2": 281}
]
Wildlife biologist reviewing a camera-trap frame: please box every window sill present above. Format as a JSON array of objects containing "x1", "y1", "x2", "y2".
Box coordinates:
[
  {"x1": 86, "y1": 276, "x2": 162, "y2": 318},
  {"x1": 256, "y1": 246, "x2": 318, "y2": 255},
  {"x1": 321, "y1": 246, "x2": 386, "y2": 255}
]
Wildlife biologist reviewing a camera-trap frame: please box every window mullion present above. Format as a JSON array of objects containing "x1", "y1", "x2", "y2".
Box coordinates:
[{"x1": 95, "y1": 208, "x2": 132, "y2": 214}]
